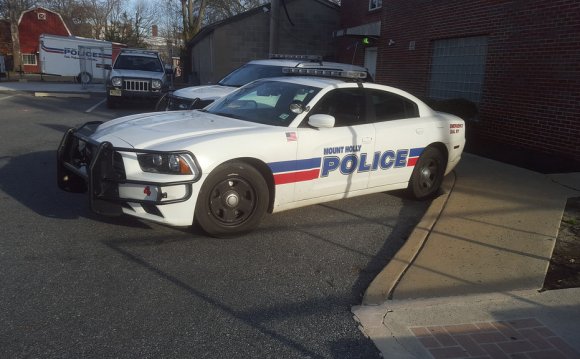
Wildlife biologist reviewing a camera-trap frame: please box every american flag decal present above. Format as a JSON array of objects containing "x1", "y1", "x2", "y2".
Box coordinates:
[{"x1": 285, "y1": 132, "x2": 297, "y2": 142}]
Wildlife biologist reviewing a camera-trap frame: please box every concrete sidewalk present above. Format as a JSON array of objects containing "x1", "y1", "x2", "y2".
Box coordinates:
[
  {"x1": 0, "y1": 79, "x2": 106, "y2": 94},
  {"x1": 354, "y1": 154, "x2": 580, "y2": 358}
]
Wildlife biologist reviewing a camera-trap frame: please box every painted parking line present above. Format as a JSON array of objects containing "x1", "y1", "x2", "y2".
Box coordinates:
[{"x1": 86, "y1": 99, "x2": 105, "y2": 113}]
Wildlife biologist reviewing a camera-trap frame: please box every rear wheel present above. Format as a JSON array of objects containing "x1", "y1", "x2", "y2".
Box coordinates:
[
  {"x1": 77, "y1": 72, "x2": 92, "y2": 84},
  {"x1": 195, "y1": 162, "x2": 269, "y2": 238},
  {"x1": 407, "y1": 146, "x2": 446, "y2": 199}
]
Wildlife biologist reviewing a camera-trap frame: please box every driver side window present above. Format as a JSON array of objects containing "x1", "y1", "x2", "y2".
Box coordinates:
[{"x1": 308, "y1": 88, "x2": 367, "y2": 127}]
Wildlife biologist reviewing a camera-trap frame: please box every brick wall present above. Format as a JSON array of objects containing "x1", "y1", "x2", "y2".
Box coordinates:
[{"x1": 339, "y1": 0, "x2": 580, "y2": 164}]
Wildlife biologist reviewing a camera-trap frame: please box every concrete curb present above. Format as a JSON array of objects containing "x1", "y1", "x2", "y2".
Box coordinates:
[
  {"x1": 362, "y1": 172, "x2": 456, "y2": 305},
  {"x1": 34, "y1": 92, "x2": 91, "y2": 98}
]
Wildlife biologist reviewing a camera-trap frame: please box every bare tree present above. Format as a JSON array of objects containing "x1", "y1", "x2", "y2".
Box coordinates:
[{"x1": 180, "y1": 0, "x2": 208, "y2": 44}]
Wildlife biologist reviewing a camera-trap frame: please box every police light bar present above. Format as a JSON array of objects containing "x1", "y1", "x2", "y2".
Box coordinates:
[
  {"x1": 120, "y1": 49, "x2": 159, "y2": 56},
  {"x1": 282, "y1": 67, "x2": 368, "y2": 80},
  {"x1": 270, "y1": 54, "x2": 323, "y2": 61}
]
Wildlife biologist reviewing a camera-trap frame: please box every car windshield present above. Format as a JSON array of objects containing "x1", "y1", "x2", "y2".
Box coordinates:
[
  {"x1": 218, "y1": 64, "x2": 285, "y2": 87},
  {"x1": 114, "y1": 55, "x2": 163, "y2": 72},
  {"x1": 205, "y1": 80, "x2": 321, "y2": 126}
]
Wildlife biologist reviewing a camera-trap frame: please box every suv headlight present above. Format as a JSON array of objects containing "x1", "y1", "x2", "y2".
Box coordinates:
[
  {"x1": 152, "y1": 79, "x2": 162, "y2": 90},
  {"x1": 137, "y1": 153, "x2": 197, "y2": 175},
  {"x1": 111, "y1": 77, "x2": 122, "y2": 87}
]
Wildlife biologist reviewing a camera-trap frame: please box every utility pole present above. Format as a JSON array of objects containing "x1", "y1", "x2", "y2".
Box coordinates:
[{"x1": 269, "y1": 0, "x2": 280, "y2": 55}]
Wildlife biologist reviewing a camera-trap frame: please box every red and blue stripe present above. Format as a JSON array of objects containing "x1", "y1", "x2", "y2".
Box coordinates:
[
  {"x1": 407, "y1": 147, "x2": 424, "y2": 167},
  {"x1": 269, "y1": 158, "x2": 322, "y2": 185}
]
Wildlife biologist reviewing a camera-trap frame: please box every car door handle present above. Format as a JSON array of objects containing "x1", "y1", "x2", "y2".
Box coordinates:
[
  {"x1": 416, "y1": 128, "x2": 424, "y2": 135},
  {"x1": 362, "y1": 136, "x2": 373, "y2": 143}
]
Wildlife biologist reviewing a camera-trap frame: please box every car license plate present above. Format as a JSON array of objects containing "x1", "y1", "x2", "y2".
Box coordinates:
[{"x1": 109, "y1": 89, "x2": 122, "y2": 96}]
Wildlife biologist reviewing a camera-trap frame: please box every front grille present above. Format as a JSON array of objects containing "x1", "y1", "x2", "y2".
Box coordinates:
[{"x1": 123, "y1": 79, "x2": 149, "y2": 92}]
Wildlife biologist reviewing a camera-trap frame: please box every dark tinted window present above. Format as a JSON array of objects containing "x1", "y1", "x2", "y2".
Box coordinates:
[
  {"x1": 218, "y1": 64, "x2": 285, "y2": 87},
  {"x1": 369, "y1": 89, "x2": 419, "y2": 121},
  {"x1": 308, "y1": 88, "x2": 367, "y2": 127},
  {"x1": 114, "y1": 55, "x2": 163, "y2": 72}
]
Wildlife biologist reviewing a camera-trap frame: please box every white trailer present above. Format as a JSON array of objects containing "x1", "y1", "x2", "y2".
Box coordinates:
[{"x1": 39, "y1": 34, "x2": 113, "y2": 84}]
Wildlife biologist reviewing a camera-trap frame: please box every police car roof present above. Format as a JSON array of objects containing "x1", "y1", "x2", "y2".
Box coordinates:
[
  {"x1": 254, "y1": 76, "x2": 349, "y2": 88},
  {"x1": 248, "y1": 58, "x2": 367, "y2": 72}
]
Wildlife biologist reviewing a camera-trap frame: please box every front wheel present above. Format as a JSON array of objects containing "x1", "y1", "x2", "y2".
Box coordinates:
[
  {"x1": 407, "y1": 146, "x2": 446, "y2": 200},
  {"x1": 195, "y1": 162, "x2": 269, "y2": 238}
]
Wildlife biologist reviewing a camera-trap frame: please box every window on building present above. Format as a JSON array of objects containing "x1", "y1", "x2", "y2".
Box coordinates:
[
  {"x1": 429, "y1": 36, "x2": 488, "y2": 103},
  {"x1": 369, "y1": 0, "x2": 382, "y2": 11},
  {"x1": 22, "y1": 54, "x2": 37, "y2": 65},
  {"x1": 369, "y1": 89, "x2": 419, "y2": 122}
]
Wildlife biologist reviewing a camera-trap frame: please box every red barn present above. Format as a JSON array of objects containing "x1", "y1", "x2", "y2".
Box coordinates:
[{"x1": 18, "y1": 6, "x2": 71, "y2": 73}]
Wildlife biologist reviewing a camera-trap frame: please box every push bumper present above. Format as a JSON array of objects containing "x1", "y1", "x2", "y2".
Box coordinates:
[{"x1": 57, "y1": 122, "x2": 200, "y2": 218}]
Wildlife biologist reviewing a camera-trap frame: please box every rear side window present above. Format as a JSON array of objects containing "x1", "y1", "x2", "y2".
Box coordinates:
[
  {"x1": 309, "y1": 88, "x2": 367, "y2": 127},
  {"x1": 369, "y1": 89, "x2": 419, "y2": 121}
]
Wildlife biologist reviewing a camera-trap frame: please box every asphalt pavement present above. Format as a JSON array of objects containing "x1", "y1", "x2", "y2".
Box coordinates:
[{"x1": 3, "y1": 79, "x2": 580, "y2": 358}]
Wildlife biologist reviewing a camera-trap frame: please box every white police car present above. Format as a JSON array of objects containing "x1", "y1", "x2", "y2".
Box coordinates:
[
  {"x1": 58, "y1": 69, "x2": 465, "y2": 237},
  {"x1": 160, "y1": 54, "x2": 371, "y2": 111}
]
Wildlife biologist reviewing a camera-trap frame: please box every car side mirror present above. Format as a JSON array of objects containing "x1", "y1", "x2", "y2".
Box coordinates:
[
  {"x1": 104, "y1": 64, "x2": 112, "y2": 70},
  {"x1": 165, "y1": 68, "x2": 173, "y2": 75},
  {"x1": 308, "y1": 114, "x2": 335, "y2": 128}
]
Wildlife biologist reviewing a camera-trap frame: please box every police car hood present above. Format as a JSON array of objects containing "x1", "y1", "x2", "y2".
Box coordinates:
[
  {"x1": 92, "y1": 110, "x2": 262, "y2": 149},
  {"x1": 172, "y1": 85, "x2": 236, "y2": 100},
  {"x1": 110, "y1": 69, "x2": 165, "y2": 81}
]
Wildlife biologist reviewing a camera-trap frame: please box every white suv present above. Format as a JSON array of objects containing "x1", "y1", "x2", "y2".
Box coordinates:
[
  {"x1": 106, "y1": 49, "x2": 173, "y2": 108},
  {"x1": 160, "y1": 55, "x2": 371, "y2": 111}
]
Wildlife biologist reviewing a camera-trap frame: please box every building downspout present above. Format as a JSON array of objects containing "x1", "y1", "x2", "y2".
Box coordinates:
[{"x1": 269, "y1": 0, "x2": 280, "y2": 55}]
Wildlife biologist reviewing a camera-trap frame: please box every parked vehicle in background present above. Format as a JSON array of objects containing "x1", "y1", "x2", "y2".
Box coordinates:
[
  {"x1": 157, "y1": 54, "x2": 371, "y2": 111},
  {"x1": 39, "y1": 34, "x2": 121, "y2": 83},
  {"x1": 105, "y1": 49, "x2": 173, "y2": 109}
]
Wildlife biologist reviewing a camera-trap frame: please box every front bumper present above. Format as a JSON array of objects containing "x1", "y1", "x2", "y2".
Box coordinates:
[
  {"x1": 107, "y1": 87, "x2": 165, "y2": 99},
  {"x1": 57, "y1": 122, "x2": 201, "y2": 223}
]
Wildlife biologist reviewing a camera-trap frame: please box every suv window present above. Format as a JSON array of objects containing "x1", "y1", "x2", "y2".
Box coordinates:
[
  {"x1": 308, "y1": 88, "x2": 367, "y2": 127},
  {"x1": 218, "y1": 64, "x2": 285, "y2": 87},
  {"x1": 114, "y1": 55, "x2": 163, "y2": 72}
]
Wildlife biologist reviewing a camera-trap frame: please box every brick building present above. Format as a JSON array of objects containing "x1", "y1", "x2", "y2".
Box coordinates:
[
  {"x1": 336, "y1": 0, "x2": 580, "y2": 169},
  {"x1": 187, "y1": 0, "x2": 339, "y2": 85}
]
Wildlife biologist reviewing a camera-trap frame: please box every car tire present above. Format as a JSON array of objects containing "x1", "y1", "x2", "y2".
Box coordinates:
[
  {"x1": 195, "y1": 162, "x2": 269, "y2": 238},
  {"x1": 77, "y1": 72, "x2": 92, "y2": 84},
  {"x1": 407, "y1": 146, "x2": 446, "y2": 200}
]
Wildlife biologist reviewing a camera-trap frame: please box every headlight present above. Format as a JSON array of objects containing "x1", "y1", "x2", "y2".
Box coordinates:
[
  {"x1": 111, "y1": 77, "x2": 122, "y2": 87},
  {"x1": 137, "y1": 153, "x2": 197, "y2": 175},
  {"x1": 152, "y1": 79, "x2": 162, "y2": 89}
]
